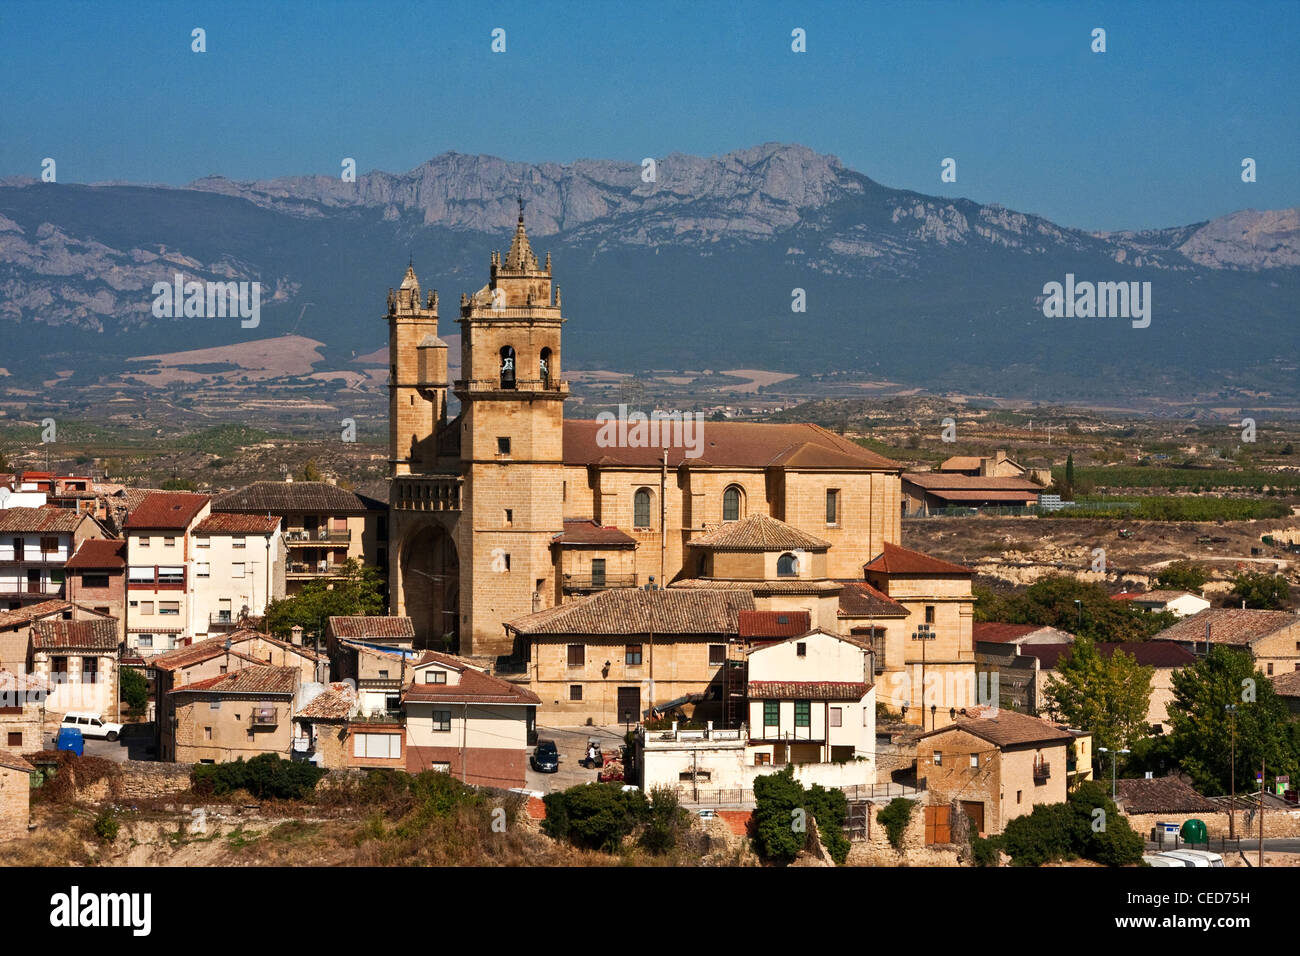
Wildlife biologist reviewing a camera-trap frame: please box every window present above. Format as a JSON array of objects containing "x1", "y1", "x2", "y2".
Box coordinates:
[
  {"x1": 82, "y1": 658, "x2": 99, "y2": 684},
  {"x1": 195, "y1": 536, "x2": 209, "y2": 549},
  {"x1": 1017, "y1": 790, "x2": 1022, "y2": 804},
  {"x1": 1268, "y1": 662, "x2": 1275, "y2": 676},
  {"x1": 377, "y1": 669, "x2": 389, "y2": 680},
  {"x1": 933, "y1": 750, "x2": 942, "y2": 766},
  {"x1": 196, "y1": 562, "x2": 210, "y2": 577},
  {"x1": 539, "y1": 347, "x2": 552, "y2": 388},
  {"x1": 157, "y1": 566, "x2": 184, "y2": 584},
  {"x1": 354, "y1": 733, "x2": 402, "y2": 759},
  {"x1": 569, "y1": 684, "x2": 583, "y2": 701},
  {"x1": 503, "y1": 554, "x2": 511, "y2": 571},
  {"x1": 567, "y1": 644, "x2": 585, "y2": 667},
  {"x1": 139, "y1": 601, "x2": 154, "y2": 615},
  {"x1": 708, "y1": 644, "x2": 726, "y2": 666},
  {"x1": 232, "y1": 563, "x2": 245, "y2": 578},
  {"x1": 826, "y1": 488, "x2": 839, "y2": 525},
  {"x1": 431, "y1": 762, "x2": 452, "y2": 774},
  {"x1": 796, "y1": 642, "x2": 806, "y2": 657},
  {"x1": 82, "y1": 573, "x2": 109, "y2": 588},
  {"x1": 763, "y1": 701, "x2": 778, "y2": 727},
  {"x1": 925, "y1": 605, "x2": 936, "y2": 625},
  {"x1": 504, "y1": 509, "x2": 513, "y2": 526},
  {"x1": 128, "y1": 567, "x2": 155, "y2": 583},
  {"x1": 431, "y1": 710, "x2": 452, "y2": 732},
  {"x1": 137, "y1": 634, "x2": 153, "y2": 649},
  {"x1": 499, "y1": 346, "x2": 516, "y2": 389},
  {"x1": 209, "y1": 699, "x2": 221, "y2": 711},
  {"x1": 232, "y1": 536, "x2": 245, "y2": 550},
  {"x1": 497, "y1": 436, "x2": 511, "y2": 455},
  {"x1": 422, "y1": 670, "x2": 447, "y2": 684},
  {"x1": 204, "y1": 727, "x2": 212, "y2": 741},
  {"x1": 722, "y1": 486, "x2": 741, "y2": 522},
  {"x1": 7, "y1": 732, "x2": 21, "y2": 746},
  {"x1": 777, "y1": 552, "x2": 798, "y2": 577},
  {"x1": 138, "y1": 537, "x2": 150, "y2": 548},
  {"x1": 159, "y1": 601, "x2": 179, "y2": 615},
  {"x1": 970, "y1": 754, "x2": 979, "y2": 769},
  {"x1": 41, "y1": 536, "x2": 58, "y2": 554},
  {"x1": 634, "y1": 488, "x2": 652, "y2": 528},
  {"x1": 625, "y1": 644, "x2": 642, "y2": 666},
  {"x1": 830, "y1": 707, "x2": 842, "y2": 728},
  {"x1": 754, "y1": 753, "x2": 771, "y2": 766},
  {"x1": 795, "y1": 701, "x2": 811, "y2": 728},
  {"x1": 163, "y1": 537, "x2": 176, "y2": 547}
]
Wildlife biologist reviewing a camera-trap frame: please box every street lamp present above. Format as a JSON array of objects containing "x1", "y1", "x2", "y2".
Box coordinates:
[
  {"x1": 911, "y1": 624, "x2": 937, "y2": 731},
  {"x1": 1073, "y1": 599, "x2": 1083, "y2": 631},
  {"x1": 1225, "y1": 704, "x2": 1238, "y2": 839},
  {"x1": 1097, "y1": 746, "x2": 1131, "y2": 800}
]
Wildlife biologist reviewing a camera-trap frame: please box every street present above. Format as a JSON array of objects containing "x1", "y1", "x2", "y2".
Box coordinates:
[{"x1": 523, "y1": 725, "x2": 629, "y2": 794}]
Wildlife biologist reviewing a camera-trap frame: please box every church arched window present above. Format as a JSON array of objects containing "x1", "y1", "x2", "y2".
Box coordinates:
[
  {"x1": 499, "y1": 346, "x2": 516, "y2": 389},
  {"x1": 634, "y1": 488, "x2": 652, "y2": 529},
  {"x1": 722, "y1": 485, "x2": 743, "y2": 522},
  {"x1": 777, "y1": 552, "x2": 799, "y2": 577},
  {"x1": 540, "y1": 347, "x2": 552, "y2": 389}
]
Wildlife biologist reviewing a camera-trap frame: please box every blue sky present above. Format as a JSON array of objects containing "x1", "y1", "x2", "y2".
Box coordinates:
[{"x1": 2, "y1": 0, "x2": 1296, "y2": 231}]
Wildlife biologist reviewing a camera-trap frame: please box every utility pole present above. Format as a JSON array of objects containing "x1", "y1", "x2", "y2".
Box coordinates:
[
  {"x1": 1259, "y1": 759, "x2": 1265, "y2": 868},
  {"x1": 1225, "y1": 704, "x2": 1237, "y2": 839},
  {"x1": 660, "y1": 448, "x2": 667, "y2": 590}
]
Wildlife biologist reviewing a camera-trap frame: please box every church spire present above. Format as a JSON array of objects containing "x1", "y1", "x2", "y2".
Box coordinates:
[{"x1": 502, "y1": 200, "x2": 539, "y2": 273}]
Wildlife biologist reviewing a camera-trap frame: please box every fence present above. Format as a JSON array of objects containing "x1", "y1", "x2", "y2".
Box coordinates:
[{"x1": 678, "y1": 781, "x2": 921, "y2": 807}]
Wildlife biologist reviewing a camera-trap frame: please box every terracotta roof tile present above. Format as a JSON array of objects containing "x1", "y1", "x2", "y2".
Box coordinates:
[
  {"x1": 1114, "y1": 776, "x2": 1217, "y2": 814},
  {"x1": 687, "y1": 513, "x2": 830, "y2": 552},
  {"x1": 738, "y1": 610, "x2": 811, "y2": 639},
  {"x1": 921, "y1": 709, "x2": 1075, "y2": 748},
  {"x1": 562, "y1": 420, "x2": 900, "y2": 470},
  {"x1": 1152, "y1": 608, "x2": 1298, "y2": 647},
  {"x1": 555, "y1": 519, "x2": 636, "y2": 547},
  {"x1": 295, "y1": 682, "x2": 358, "y2": 720},
  {"x1": 972, "y1": 622, "x2": 1075, "y2": 644},
  {"x1": 64, "y1": 538, "x2": 126, "y2": 570},
  {"x1": 213, "y1": 481, "x2": 378, "y2": 514},
  {"x1": 328, "y1": 616, "x2": 415, "y2": 641},
  {"x1": 0, "y1": 507, "x2": 86, "y2": 533},
  {"x1": 837, "y1": 580, "x2": 909, "y2": 618},
  {"x1": 902, "y1": 473, "x2": 1042, "y2": 491},
  {"x1": 31, "y1": 618, "x2": 119, "y2": 651},
  {"x1": 507, "y1": 588, "x2": 753, "y2": 636},
  {"x1": 0, "y1": 600, "x2": 71, "y2": 629},
  {"x1": 1112, "y1": 590, "x2": 1200, "y2": 604},
  {"x1": 1271, "y1": 670, "x2": 1300, "y2": 698},
  {"x1": 195, "y1": 513, "x2": 281, "y2": 534},
  {"x1": 124, "y1": 492, "x2": 209, "y2": 530},
  {"x1": 747, "y1": 681, "x2": 871, "y2": 701},
  {"x1": 170, "y1": 665, "x2": 298, "y2": 696},
  {"x1": 864, "y1": 542, "x2": 973, "y2": 576},
  {"x1": 404, "y1": 668, "x2": 540, "y2": 705}
]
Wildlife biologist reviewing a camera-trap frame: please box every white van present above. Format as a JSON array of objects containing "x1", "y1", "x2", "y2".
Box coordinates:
[
  {"x1": 1157, "y1": 850, "x2": 1212, "y2": 868},
  {"x1": 1169, "y1": 849, "x2": 1225, "y2": 867},
  {"x1": 59, "y1": 712, "x2": 124, "y2": 742},
  {"x1": 1142, "y1": 854, "x2": 1187, "y2": 867}
]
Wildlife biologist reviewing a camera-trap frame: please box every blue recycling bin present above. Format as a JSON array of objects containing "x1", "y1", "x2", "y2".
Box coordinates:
[{"x1": 56, "y1": 727, "x2": 84, "y2": 756}]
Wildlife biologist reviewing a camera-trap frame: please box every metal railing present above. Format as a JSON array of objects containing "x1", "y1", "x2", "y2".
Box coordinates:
[
  {"x1": 563, "y1": 572, "x2": 637, "y2": 590},
  {"x1": 285, "y1": 529, "x2": 351, "y2": 545},
  {"x1": 1033, "y1": 761, "x2": 1051, "y2": 782},
  {"x1": 287, "y1": 561, "x2": 344, "y2": 576},
  {"x1": 677, "y1": 781, "x2": 922, "y2": 807},
  {"x1": 250, "y1": 706, "x2": 279, "y2": 727}
]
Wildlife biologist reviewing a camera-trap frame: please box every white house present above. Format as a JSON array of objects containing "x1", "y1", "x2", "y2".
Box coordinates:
[
  {"x1": 189, "y1": 513, "x2": 285, "y2": 638},
  {"x1": 1113, "y1": 589, "x2": 1211, "y2": 618}
]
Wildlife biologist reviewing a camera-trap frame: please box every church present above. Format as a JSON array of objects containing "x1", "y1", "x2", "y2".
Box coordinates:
[{"x1": 385, "y1": 211, "x2": 977, "y2": 726}]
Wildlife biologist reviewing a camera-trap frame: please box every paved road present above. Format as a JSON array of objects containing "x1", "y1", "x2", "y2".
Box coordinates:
[
  {"x1": 45, "y1": 722, "x2": 156, "y2": 762},
  {"x1": 523, "y1": 725, "x2": 629, "y2": 794}
]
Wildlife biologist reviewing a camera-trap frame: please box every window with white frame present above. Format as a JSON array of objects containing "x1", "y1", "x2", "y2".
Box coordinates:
[
  {"x1": 431, "y1": 709, "x2": 452, "y2": 732},
  {"x1": 353, "y1": 733, "x2": 402, "y2": 759},
  {"x1": 231, "y1": 563, "x2": 245, "y2": 579}
]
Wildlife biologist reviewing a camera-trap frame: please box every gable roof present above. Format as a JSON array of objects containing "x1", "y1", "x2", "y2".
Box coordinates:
[
  {"x1": 295, "y1": 682, "x2": 358, "y2": 721},
  {"x1": 1114, "y1": 776, "x2": 1217, "y2": 814},
  {"x1": 31, "y1": 618, "x2": 120, "y2": 651},
  {"x1": 973, "y1": 622, "x2": 1076, "y2": 644},
  {"x1": 151, "y1": 630, "x2": 324, "y2": 671},
  {"x1": 837, "y1": 580, "x2": 909, "y2": 618},
  {"x1": 506, "y1": 588, "x2": 753, "y2": 637},
  {"x1": 747, "y1": 680, "x2": 871, "y2": 701},
  {"x1": 901, "y1": 473, "x2": 1041, "y2": 491},
  {"x1": 687, "y1": 513, "x2": 830, "y2": 552},
  {"x1": 327, "y1": 616, "x2": 415, "y2": 641},
  {"x1": 0, "y1": 752, "x2": 35, "y2": 773},
  {"x1": 1151, "y1": 608, "x2": 1298, "y2": 647},
  {"x1": 194, "y1": 513, "x2": 281, "y2": 534},
  {"x1": 213, "y1": 481, "x2": 378, "y2": 515},
  {"x1": 0, "y1": 506, "x2": 87, "y2": 534},
  {"x1": 561, "y1": 419, "x2": 900, "y2": 471},
  {"x1": 863, "y1": 542, "x2": 973, "y2": 576},
  {"x1": 64, "y1": 538, "x2": 127, "y2": 570},
  {"x1": 404, "y1": 667, "x2": 541, "y2": 706},
  {"x1": 125, "y1": 492, "x2": 209, "y2": 530},
  {"x1": 554, "y1": 519, "x2": 637, "y2": 547},
  {"x1": 0, "y1": 600, "x2": 71, "y2": 630},
  {"x1": 1024, "y1": 641, "x2": 1198, "y2": 669},
  {"x1": 170, "y1": 665, "x2": 298, "y2": 696},
  {"x1": 738, "y1": 610, "x2": 811, "y2": 640},
  {"x1": 920, "y1": 709, "x2": 1075, "y2": 748},
  {"x1": 1112, "y1": 589, "x2": 1202, "y2": 604}
]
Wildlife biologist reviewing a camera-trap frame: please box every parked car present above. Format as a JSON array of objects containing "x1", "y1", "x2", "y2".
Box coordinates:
[
  {"x1": 1155, "y1": 850, "x2": 1212, "y2": 867},
  {"x1": 1166, "y1": 849, "x2": 1225, "y2": 867},
  {"x1": 60, "y1": 711, "x2": 124, "y2": 742},
  {"x1": 530, "y1": 739, "x2": 560, "y2": 773},
  {"x1": 55, "y1": 727, "x2": 84, "y2": 756}
]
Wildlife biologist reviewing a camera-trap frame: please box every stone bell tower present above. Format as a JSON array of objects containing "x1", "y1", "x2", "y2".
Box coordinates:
[
  {"x1": 455, "y1": 203, "x2": 568, "y2": 656},
  {"x1": 386, "y1": 263, "x2": 448, "y2": 476}
]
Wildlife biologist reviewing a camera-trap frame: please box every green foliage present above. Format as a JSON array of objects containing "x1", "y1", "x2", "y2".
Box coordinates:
[
  {"x1": 542, "y1": 783, "x2": 649, "y2": 852},
  {"x1": 93, "y1": 808, "x2": 120, "y2": 842},
  {"x1": 262, "y1": 558, "x2": 386, "y2": 641},
  {"x1": 1156, "y1": 560, "x2": 1209, "y2": 592},
  {"x1": 1069, "y1": 781, "x2": 1145, "y2": 866},
  {"x1": 1230, "y1": 570, "x2": 1290, "y2": 610},
  {"x1": 301, "y1": 459, "x2": 323, "y2": 482},
  {"x1": 160, "y1": 477, "x2": 197, "y2": 491},
  {"x1": 752, "y1": 766, "x2": 850, "y2": 864},
  {"x1": 1166, "y1": 646, "x2": 1298, "y2": 793},
  {"x1": 190, "y1": 753, "x2": 326, "y2": 800},
  {"x1": 120, "y1": 666, "x2": 148, "y2": 717},
  {"x1": 187, "y1": 424, "x2": 276, "y2": 457},
  {"x1": 1043, "y1": 636, "x2": 1154, "y2": 751},
  {"x1": 805, "y1": 783, "x2": 850, "y2": 864},
  {"x1": 877, "y1": 797, "x2": 916, "y2": 851},
  {"x1": 973, "y1": 576, "x2": 1176, "y2": 642},
  {"x1": 971, "y1": 832, "x2": 1002, "y2": 866},
  {"x1": 1052, "y1": 465, "x2": 1300, "y2": 493},
  {"x1": 639, "y1": 785, "x2": 690, "y2": 854},
  {"x1": 1001, "y1": 802, "x2": 1083, "y2": 866}
]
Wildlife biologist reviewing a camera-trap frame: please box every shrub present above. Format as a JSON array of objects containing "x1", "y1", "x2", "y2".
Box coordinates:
[
  {"x1": 877, "y1": 798, "x2": 916, "y2": 851},
  {"x1": 542, "y1": 783, "x2": 649, "y2": 852},
  {"x1": 752, "y1": 766, "x2": 809, "y2": 864},
  {"x1": 1001, "y1": 802, "x2": 1081, "y2": 866},
  {"x1": 805, "y1": 783, "x2": 850, "y2": 864},
  {"x1": 189, "y1": 754, "x2": 325, "y2": 800},
  {"x1": 971, "y1": 833, "x2": 1001, "y2": 867},
  {"x1": 120, "y1": 666, "x2": 148, "y2": 718},
  {"x1": 639, "y1": 785, "x2": 690, "y2": 854},
  {"x1": 93, "y1": 808, "x2": 120, "y2": 843}
]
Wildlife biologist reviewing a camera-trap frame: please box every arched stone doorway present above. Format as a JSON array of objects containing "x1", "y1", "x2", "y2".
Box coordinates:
[{"x1": 399, "y1": 523, "x2": 460, "y2": 652}]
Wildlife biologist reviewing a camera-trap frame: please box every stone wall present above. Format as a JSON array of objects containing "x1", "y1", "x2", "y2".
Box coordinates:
[
  {"x1": 0, "y1": 765, "x2": 31, "y2": 841},
  {"x1": 118, "y1": 761, "x2": 194, "y2": 799},
  {"x1": 846, "y1": 794, "x2": 966, "y2": 867},
  {"x1": 1125, "y1": 807, "x2": 1300, "y2": 841}
]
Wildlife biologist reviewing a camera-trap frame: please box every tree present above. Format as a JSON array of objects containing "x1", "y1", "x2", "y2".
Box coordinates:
[
  {"x1": 751, "y1": 766, "x2": 851, "y2": 865},
  {"x1": 1166, "y1": 646, "x2": 1298, "y2": 793},
  {"x1": 120, "y1": 666, "x2": 148, "y2": 717},
  {"x1": 981, "y1": 575, "x2": 1175, "y2": 642},
  {"x1": 1229, "y1": 571, "x2": 1290, "y2": 610},
  {"x1": 160, "y1": 477, "x2": 197, "y2": 491},
  {"x1": 1043, "y1": 637, "x2": 1154, "y2": 752},
  {"x1": 1063, "y1": 453, "x2": 1076, "y2": 496},
  {"x1": 262, "y1": 558, "x2": 385, "y2": 643},
  {"x1": 300, "y1": 459, "x2": 323, "y2": 482},
  {"x1": 1155, "y1": 560, "x2": 1208, "y2": 593},
  {"x1": 541, "y1": 783, "x2": 648, "y2": 852}
]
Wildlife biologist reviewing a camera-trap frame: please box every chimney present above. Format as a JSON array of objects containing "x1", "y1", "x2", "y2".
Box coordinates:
[{"x1": 290, "y1": 625, "x2": 304, "y2": 646}]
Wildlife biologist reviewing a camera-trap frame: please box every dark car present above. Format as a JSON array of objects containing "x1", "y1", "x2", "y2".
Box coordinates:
[{"x1": 531, "y1": 739, "x2": 560, "y2": 773}]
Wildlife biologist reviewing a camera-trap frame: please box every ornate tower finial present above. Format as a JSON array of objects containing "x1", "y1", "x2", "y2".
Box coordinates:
[{"x1": 517, "y1": 195, "x2": 524, "y2": 222}]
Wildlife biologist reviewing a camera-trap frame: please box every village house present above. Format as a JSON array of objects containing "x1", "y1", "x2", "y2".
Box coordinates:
[
  {"x1": 917, "y1": 709, "x2": 1076, "y2": 835},
  {"x1": 0, "y1": 751, "x2": 35, "y2": 842},
  {"x1": 1271, "y1": 670, "x2": 1300, "y2": 716},
  {"x1": 168, "y1": 665, "x2": 301, "y2": 764},
  {"x1": 402, "y1": 650, "x2": 539, "y2": 787},
  {"x1": 63, "y1": 539, "x2": 127, "y2": 643},
  {"x1": 212, "y1": 481, "x2": 387, "y2": 597},
  {"x1": 1151, "y1": 608, "x2": 1300, "y2": 677},
  {"x1": 189, "y1": 512, "x2": 286, "y2": 639},
  {"x1": 326, "y1": 615, "x2": 419, "y2": 717},
  {"x1": 900, "y1": 472, "x2": 1043, "y2": 516},
  {"x1": 1113, "y1": 776, "x2": 1222, "y2": 841},
  {"x1": 0, "y1": 669, "x2": 46, "y2": 754},
  {"x1": 292, "y1": 682, "x2": 369, "y2": 768},
  {"x1": 1112, "y1": 589, "x2": 1211, "y2": 618},
  {"x1": 974, "y1": 622, "x2": 1077, "y2": 712},
  {"x1": 936, "y1": 450, "x2": 1053, "y2": 486},
  {"x1": 0, "y1": 506, "x2": 109, "y2": 611},
  {"x1": 30, "y1": 616, "x2": 120, "y2": 721},
  {"x1": 124, "y1": 492, "x2": 211, "y2": 656}
]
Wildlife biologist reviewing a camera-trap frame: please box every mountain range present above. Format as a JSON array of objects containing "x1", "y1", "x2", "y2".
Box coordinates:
[{"x1": 1, "y1": 143, "x2": 1297, "y2": 404}]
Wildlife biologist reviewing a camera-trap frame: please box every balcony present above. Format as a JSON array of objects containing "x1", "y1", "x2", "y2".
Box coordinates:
[
  {"x1": 285, "y1": 529, "x2": 351, "y2": 546},
  {"x1": 393, "y1": 474, "x2": 463, "y2": 513},
  {"x1": 209, "y1": 612, "x2": 241, "y2": 629},
  {"x1": 358, "y1": 678, "x2": 403, "y2": 692},
  {"x1": 286, "y1": 561, "x2": 347, "y2": 579},
  {"x1": 1033, "y1": 761, "x2": 1051, "y2": 783},
  {"x1": 562, "y1": 572, "x2": 637, "y2": 592},
  {"x1": 250, "y1": 705, "x2": 279, "y2": 728}
]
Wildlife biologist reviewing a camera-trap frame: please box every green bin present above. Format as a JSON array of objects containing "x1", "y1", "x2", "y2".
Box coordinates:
[{"x1": 1181, "y1": 819, "x2": 1207, "y2": 844}]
